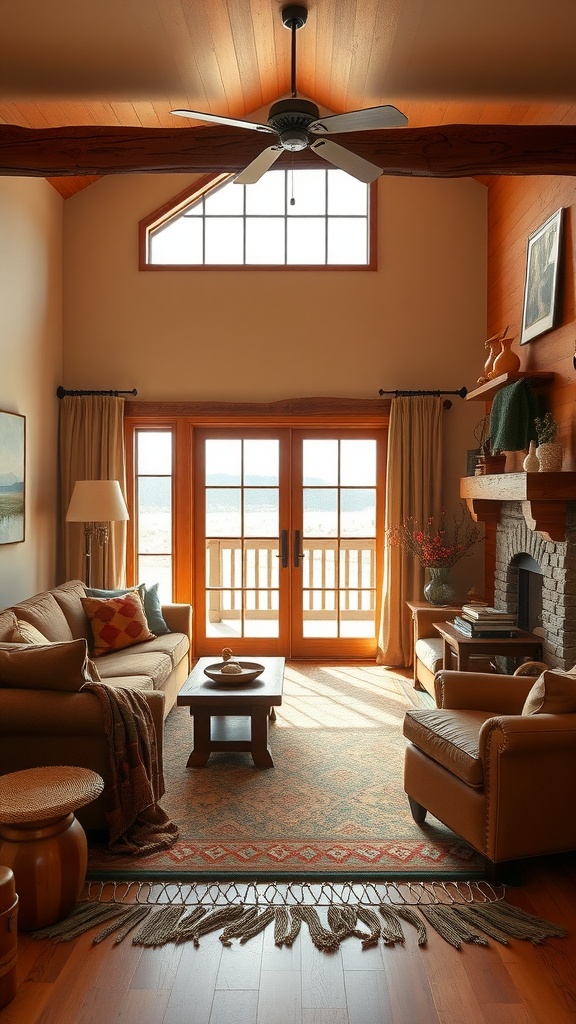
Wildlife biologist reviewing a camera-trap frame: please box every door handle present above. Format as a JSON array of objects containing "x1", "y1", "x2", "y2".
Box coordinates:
[
  {"x1": 294, "y1": 530, "x2": 305, "y2": 568},
  {"x1": 276, "y1": 529, "x2": 288, "y2": 568}
]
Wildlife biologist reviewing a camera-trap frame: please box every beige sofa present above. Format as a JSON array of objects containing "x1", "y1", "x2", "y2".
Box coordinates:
[{"x1": 0, "y1": 580, "x2": 192, "y2": 829}]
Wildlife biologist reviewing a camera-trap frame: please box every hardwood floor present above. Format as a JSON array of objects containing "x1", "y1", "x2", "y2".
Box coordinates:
[
  {"x1": 2, "y1": 669, "x2": 576, "y2": 1024},
  {"x1": 2, "y1": 854, "x2": 575, "y2": 1023}
]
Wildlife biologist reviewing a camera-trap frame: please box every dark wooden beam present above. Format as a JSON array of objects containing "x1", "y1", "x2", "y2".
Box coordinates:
[{"x1": 2, "y1": 123, "x2": 576, "y2": 177}]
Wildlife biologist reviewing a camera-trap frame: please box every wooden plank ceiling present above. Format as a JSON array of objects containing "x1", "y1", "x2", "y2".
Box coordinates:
[{"x1": 2, "y1": 0, "x2": 576, "y2": 197}]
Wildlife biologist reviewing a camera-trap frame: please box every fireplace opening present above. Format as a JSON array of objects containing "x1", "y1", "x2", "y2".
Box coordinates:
[{"x1": 513, "y1": 553, "x2": 544, "y2": 636}]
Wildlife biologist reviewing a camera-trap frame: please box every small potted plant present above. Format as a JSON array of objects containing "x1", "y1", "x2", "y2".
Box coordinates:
[{"x1": 534, "y1": 412, "x2": 563, "y2": 471}]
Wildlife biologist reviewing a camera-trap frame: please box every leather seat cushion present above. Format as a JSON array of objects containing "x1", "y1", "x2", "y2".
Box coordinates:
[{"x1": 403, "y1": 708, "x2": 494, "y2": 788}]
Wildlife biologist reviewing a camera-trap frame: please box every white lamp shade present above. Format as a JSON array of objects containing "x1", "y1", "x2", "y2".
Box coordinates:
[{"x1": 66, "y1": 480, "x2": 129, "y2": 523}]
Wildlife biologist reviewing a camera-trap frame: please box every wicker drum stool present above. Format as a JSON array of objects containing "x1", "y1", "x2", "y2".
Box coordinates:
[{"x1": 0, "y1": 766, "x2": 104, "y2": 931}]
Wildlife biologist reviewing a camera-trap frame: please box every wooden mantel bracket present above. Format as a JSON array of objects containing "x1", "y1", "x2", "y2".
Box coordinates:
[
  {"x1": 460, "y1": 472, "x2": 576, "y2": 543},
  {"x1": 464, "y1": 498, "x2": 502, "y2": 526},
  {"x1": 521, "y1": 501, "x2": 567, "y2": 543}
]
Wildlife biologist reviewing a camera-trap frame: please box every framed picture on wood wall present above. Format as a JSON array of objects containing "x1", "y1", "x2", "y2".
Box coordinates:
[
  {"x1": 520, "y1": 207, "x2": 564, "y2": 344},
  {"x1": 0, "y1": 410, "x2": 25, "y2": 544}
]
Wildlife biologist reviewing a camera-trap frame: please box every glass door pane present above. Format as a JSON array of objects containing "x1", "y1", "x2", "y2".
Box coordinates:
[
  {"x1": 292, "y1": 432, "x2": 383, "y2": 657},
  {"x1": 198, "y1": 432, "x2": 287, "y2": 653}
]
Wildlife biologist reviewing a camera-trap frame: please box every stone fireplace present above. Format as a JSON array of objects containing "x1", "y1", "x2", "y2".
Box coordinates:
[
  {"x1": 460, "y1": 471, "x2": 576, "y2": 670},
  {"x1": 493, "y1": 502, "x2": 576, "y2": 670}
]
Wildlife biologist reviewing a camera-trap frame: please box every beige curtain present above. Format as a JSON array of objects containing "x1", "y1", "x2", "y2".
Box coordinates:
[
  {"x1": 59, "y1": 396, "x2": 127, "y2": 588},
  {"x1": 377, "y1": 396, "x2": 443, "y2": 667}
]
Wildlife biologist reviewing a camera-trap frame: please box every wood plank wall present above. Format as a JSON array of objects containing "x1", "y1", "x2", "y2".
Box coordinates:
[{"x1": 484, "y1": 142, "x2": 576, "y2": 599}]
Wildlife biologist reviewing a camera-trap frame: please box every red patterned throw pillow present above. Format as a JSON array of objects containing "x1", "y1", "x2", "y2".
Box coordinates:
[{"x1": 81, "y1": 592, "x2": 155, "y2": 656}]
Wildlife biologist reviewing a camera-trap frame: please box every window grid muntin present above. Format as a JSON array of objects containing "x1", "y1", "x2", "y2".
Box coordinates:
[{"x1": 149, "y1": 170, "x2": 369, "y2": 267}]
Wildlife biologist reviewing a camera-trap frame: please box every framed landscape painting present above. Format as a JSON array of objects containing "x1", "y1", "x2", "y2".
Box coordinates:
[
  {"x1": 521, "y1": 208, "x2": 564, "y2": 344},
  {"x1": 0, "y1": 410, "x2": 25, "y2": 544}
]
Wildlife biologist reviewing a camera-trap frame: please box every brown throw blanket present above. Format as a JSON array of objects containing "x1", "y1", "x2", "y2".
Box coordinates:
[{"x1": 82, "y1": 682, "x2": 179, "y2": 855}]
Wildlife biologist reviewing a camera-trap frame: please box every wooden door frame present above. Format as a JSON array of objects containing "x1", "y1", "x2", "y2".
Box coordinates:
[{"x1": 125, "y1": 398, "x2": 389, "y2": 659}]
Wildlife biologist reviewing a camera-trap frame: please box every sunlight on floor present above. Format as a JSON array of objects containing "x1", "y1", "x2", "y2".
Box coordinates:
[{"x1": 278, "y1": 663, "x2": 415, "y2": 729}]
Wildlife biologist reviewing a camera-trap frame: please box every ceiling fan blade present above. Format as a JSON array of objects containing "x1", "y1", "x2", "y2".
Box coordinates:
[
  {"x1": 310, "y1": 139, "x2": 383, "y2": 183},
  {"x1": 234, "y1": 146, "x2": 283, "y2": 184},
  {"x1": 309, "y1": 104, "x2": 408, "y2": 134},
  {"x1": 171, "y1": 108, "x2": 274, "y2": 134}
]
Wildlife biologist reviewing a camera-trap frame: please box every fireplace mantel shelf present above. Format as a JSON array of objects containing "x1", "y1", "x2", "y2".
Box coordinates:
[{"x1": 460, "y1": 472, "x2": 576, "y2": 541}]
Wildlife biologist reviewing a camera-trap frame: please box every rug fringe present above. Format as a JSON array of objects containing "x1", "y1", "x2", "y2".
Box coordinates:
[{"x1": 31, "y1": 886, "x2": 566, "y2": 954}]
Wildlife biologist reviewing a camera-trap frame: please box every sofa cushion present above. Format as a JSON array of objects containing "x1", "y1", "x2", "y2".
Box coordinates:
[
  {"x1": 12, "y1": 591, "x2": 74, "y2": 642},
  {"x1": 414, "y1": 637, "x2": 443, "y2": 675},
  {"x1": 91, "y1": 674, "x2": 155, "y2": 692},
  {"x1": 81, "y1": 593, "x2": 155, "y2": 656},
  {"x1": 0, "y1": 610, "x2": 18, "y2": 642},
  {"x1": 522, "y1": 670, "x2": 576, "y2": 715},
  {"x1": 403, "y1": 708, "x2": 494, "y2": 788},
  {"x1": 12, "y1": 620, "x2": 50, "y2": 644},
  {"x1": 0, "y1": 639, "x2": 98, "y2": 691},
  {"x1": 86, "y1": 583, "x2": 170, "y2": 636},
  {"x1": 95, "y1": 647, "x2": 173, "y2": 687},
  {"x1": 52, "y1": 580, "x2": 92, "y2": 640},
  {"x1": 143, "y1": 632, "x2": 189, "y2": 669}
]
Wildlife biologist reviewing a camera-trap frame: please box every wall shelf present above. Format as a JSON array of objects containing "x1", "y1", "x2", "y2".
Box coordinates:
[
  {"x1": 460, "y1": 471, "x2": 576, "y2": 541},
  {"x1": 465, "y1": 371, "x2": 555, "y2": 402}
]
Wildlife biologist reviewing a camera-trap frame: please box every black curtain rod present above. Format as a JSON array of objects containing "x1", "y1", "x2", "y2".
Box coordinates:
[
  {"x1": 378, "y1": 387, "x2": 468, "y2": 399},
  {"x1": 56, "y1": 387, "x2": 138, "y2": 399}
]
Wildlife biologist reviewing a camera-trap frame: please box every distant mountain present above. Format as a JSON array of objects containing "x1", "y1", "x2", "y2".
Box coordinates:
[
  {"x1": 0, "y1": 473, "x2": 23, "y2": 493},
  {"x1": 0, "y1": 473, "x2": 19, "y2": 487}
]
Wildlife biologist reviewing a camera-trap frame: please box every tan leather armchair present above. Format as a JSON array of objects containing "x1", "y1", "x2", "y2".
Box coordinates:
[{"x1": 403, "y1": 669, "x2": 576, "y2": 867}]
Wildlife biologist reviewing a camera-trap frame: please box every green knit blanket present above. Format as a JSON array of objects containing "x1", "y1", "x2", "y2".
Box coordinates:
[{"x1": 489, "y1": 379, "x2": 540, "y2": 453}]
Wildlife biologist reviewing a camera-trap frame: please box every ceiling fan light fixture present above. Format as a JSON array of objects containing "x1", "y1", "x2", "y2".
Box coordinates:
[{"x1": 280, "y1": 128, "x2": 309, "y2": 152}]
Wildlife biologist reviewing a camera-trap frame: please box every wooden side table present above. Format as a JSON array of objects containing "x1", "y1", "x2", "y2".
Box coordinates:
[
  {"x1": 0, "y1": 766, "x2": 104, "y2": 930},
  {"x1": 433, "y1": 620, "x2": 543, "y2": 672}
]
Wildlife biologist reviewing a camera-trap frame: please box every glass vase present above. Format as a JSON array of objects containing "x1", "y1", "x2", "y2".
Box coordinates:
[{"x1": 424, "y1": 567, "x2": 456, "y2": 606}]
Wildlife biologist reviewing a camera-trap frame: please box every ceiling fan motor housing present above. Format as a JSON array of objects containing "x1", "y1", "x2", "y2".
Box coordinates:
[{"x1": 268, "y1": 98, "x2": 319, "y2": 150}]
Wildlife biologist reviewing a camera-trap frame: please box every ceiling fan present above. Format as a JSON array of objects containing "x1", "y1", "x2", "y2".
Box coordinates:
[{"x1": 171, "y1": 4, "x2": 408, "y2": 185}]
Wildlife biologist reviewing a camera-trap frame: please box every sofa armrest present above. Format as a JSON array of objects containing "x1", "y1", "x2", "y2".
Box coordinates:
[
  {"x1": 0, "y1": 686, "x2": 165, "y2": 767},
  {"x1": 161, "y1": 603, "x2": 192, "y2": 642},
  {"x1": 411, "y1": 606, "x2": 462, "y2": 641},
  {"x1": 480, "y1": 712, "x2": 576, "y2": 761},
  {"x1": 435, "y1": 670, "x2": 538, "y2": 713},
  {"x1": 478, "y1": 712, "x2": 576, "y2": 861}
]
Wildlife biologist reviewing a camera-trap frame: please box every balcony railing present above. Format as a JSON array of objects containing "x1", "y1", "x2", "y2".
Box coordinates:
[{"x1": 206, "y1": 537, "x2": 376, "y2": 624}]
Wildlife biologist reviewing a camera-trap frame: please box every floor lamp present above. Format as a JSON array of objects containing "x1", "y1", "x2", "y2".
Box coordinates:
[{"x1": 66, "y1": 480, "x2": 129, "y2": 588}]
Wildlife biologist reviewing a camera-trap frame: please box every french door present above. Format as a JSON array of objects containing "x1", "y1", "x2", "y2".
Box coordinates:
[{"x1": 194, "y1": 427, "x2": 385, "y2": 658}]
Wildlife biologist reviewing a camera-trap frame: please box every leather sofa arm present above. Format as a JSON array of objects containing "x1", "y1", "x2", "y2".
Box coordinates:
[
  {"x1": 435, "y1": 670, "x2": 537, "y2": 713},
  {"x1": 478, "y1": 712, "x2": 576, "y2": 862},
  {"x1": 161, "y1": 603, "x2": 192, "y2": 642},
  {"x1": 479, "y1": 712, "x2": 576, "y2": 760}
]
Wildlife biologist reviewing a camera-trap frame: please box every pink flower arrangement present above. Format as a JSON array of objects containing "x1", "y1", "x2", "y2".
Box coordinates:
[{"x1": 386, "y1": 503, "x2": 482, "y2": 568}]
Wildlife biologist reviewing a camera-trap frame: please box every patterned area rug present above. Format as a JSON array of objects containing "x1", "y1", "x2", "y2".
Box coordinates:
[{"x1": 87, "y1": 663, "x2": 484, "y2": 878}]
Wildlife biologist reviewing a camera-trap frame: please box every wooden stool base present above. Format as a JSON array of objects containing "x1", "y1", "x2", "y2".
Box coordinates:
[{"x1": 0, "y1": 812, "x2": 88, "y2": 931}]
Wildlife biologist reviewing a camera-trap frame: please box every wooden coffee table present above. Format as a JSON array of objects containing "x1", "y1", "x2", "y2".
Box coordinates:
[{"x1": 177, "y1": 656, "x2": 285, "y2": 768}]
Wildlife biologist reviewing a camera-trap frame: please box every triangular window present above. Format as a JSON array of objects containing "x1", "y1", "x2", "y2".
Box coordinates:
[{"x1": 140, "y1": 169, "x2": 375, "y2": 268}]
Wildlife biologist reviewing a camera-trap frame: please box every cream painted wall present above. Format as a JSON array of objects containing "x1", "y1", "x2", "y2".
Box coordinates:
[
  {"x1": 0, "y1": 177, "x2": 63, "y2": 606},
  {"x1": 63, "y1": 171, "x2": 487, "y2": 600},
  {"x1": 63, "y1": 173, "x2": 486, "y2": 401}
]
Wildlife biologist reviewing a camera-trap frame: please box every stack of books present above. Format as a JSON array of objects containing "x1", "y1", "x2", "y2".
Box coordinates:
[{"x1": 452, "y1": 604, "x2": 518, "y2": 638}]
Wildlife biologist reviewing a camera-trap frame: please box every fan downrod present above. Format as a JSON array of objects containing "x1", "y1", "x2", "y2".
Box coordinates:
[{"x1": 281, "y1": 5, "x2": 307, "y2": 30}]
